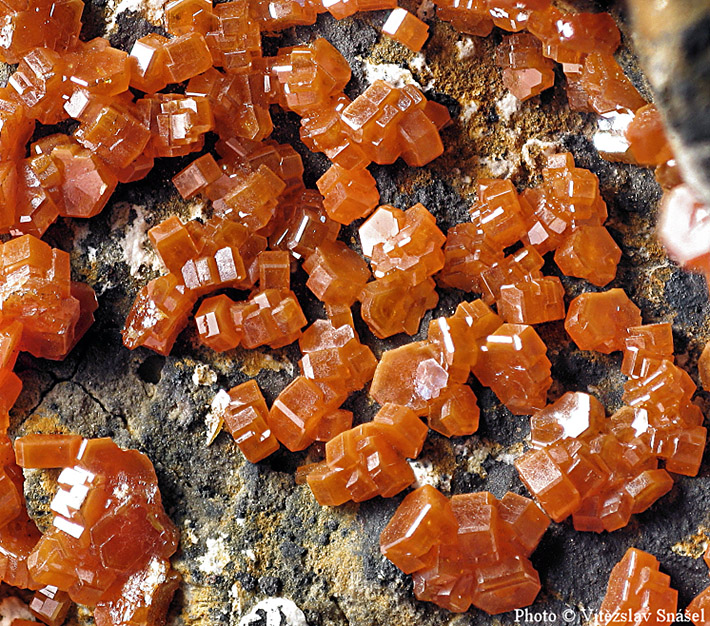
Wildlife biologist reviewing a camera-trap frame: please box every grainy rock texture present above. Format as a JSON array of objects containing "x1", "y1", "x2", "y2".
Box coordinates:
[{"x1": 3, "y1": 2, "x2": 710, "y2": 626}]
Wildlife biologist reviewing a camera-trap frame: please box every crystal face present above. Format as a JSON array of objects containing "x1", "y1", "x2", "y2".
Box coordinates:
[
  {"x1": 598, "y1": 548, "x2": 677, "y2": 626},
  {"x1": 380, "y1": 486, "x2": 549, "y2": 614},
  {"x1": 0, "y1": 0, "x2": 705, "y2": 621},
  {"x1": 11, "y1": 435, "x2": 180, "y2": 623}
]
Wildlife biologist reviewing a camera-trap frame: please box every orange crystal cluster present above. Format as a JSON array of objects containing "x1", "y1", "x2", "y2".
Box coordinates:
[
  {"x1": 431, "y1": 0, "x2": 646, "y2": 116},
  {"x1": 0, "y1": 433, "x2": 42, "y2": 591},
  {"x1": 369, "y1": 300, "x2": 486, "y2": 429},
  {"x1": 1, "y1": 0, "x2": 707, "y2": 620},
  {"x1": 380, "y1": 485, "x2": 550, "y2": 614},
  {"x1": 219, "y1": 310, "x2": 377, "y2": 460},
  {"x1": 358, "y1": 203, "x2": 444, "y2": 338},
  {"x1": 269, "y1": 311, "x2": 377, "y2": 452},
  {"x1": 515, "y1": 315, "x2": 706, "y2": 531},
  {"x1": 115, "y1": 21, "x2": 449, "y2": 355},
  {"x1": 440, "y1": 154, "x2": 621, "y2": 308},
  {"x1": 0, "y1": 434, "x2": 179, "y2": 626},
  {"x1": 305, "y1": 403, "x2": 427, "y2": 504},
  {"x1": 1, "y1": 0, "x2": 449, "y2": 250},
  {"x1": 0, "y1": 235, "x2": 97, "y2": 377},
  {"x1": 598, "y1": 548, "x2": 677, "y2": 626}
]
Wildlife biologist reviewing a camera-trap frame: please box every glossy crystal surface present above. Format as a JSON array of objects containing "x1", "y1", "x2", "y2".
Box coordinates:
[{"x1": 381, "y1": 485, "x2": 549, "y2": 614}]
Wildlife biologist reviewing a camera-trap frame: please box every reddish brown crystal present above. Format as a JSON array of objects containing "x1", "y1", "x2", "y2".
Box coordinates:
[
  {"x1": 187, "y1": 69, "x2": 273, "y2": 141},
  {"x1": 572, "y1": 52, "x2": 647, "y2": 115},
  {"x1": 427, "y1": 384, "x2": 480, "y2": 437},
  {"x1": 380, "y1": 485, "x2": 458, "y2": 574},
  {"x1": 299, "y1": 94, "x2": 369, "y2": 169},
  {"x1": 626, "y1": 104, "x2": 673, "y2": 167},
  {"x1": 316, "y1": 164, "x2": 379, "y2": 225},
  {"x1": 8, "y1": 48, "x2": 66, "y2": 125},
  {"x1": 17, "y1": 436, "x2": 179, "y2": 613},
  {"x1": 63, "y1": 38, "x2": 131, "y2": 98},
  {"x1": 205, "y1": 1, "x2": 261, "y2": 74},
  {"x1": 527, "y1": 7, "x2": 620, "y2": 66},
  {"x1": 473, "y1": 323, "x2": 552, "y2": 415},
  {"x1": 371, "y1": 341, "x2": 449, "y2": 415},
  {"x1": 163, "y1": 32, "x2": 213, "y2": 83},
  {"x1": 497, "y1": 276, "x2": 565, "y2": 325},
  {"x1": 1, "y1": 235, "x2": 95, "y2": 360},
  {"x1": 129, "y1": 34, "x2": 170, "y2": 94},
  {"x1": 224, "y1": 380, "x2": 280, "y2": 462},
  {"x1": 621, "y1": 323, "x2": 674, "y2": 379},
  {"x1": 195, "y1": 295, "x2": 242, "y2": 352},
  {"x1": 381, "y1": 485, "x2": 549, "y2": 614},
  {"x1": 598, "y1": 548, "x2": 677, "y2": 626},
  {"x1": 303, "y1": 241, "x2": 371, "y2": 307},
  {"x1": 341, "y1": 81, "x2": 443, "y2": 166},
  {"x1": 0, "y1": 0, "x2": 83, "y2": 64},
  {"x1": 495, "y1": 33, "x2": 555, "y2": 101},
  {"x1": 657, "y1": 184, "x2": 710, "y2": 279},
  {"x1": 433, "y1": 0, "x2": 493, "y2": 37},
  {"x1": 530, "y1": 392, "x2": 605, "y2": 448},
  {"x1": 306, "y1": 404, "x2": 425, "y2": 504},
  {"x1": 274, "y1": 38, "x2": 351, "y2": 116},
  {"x1": 137, "y1": 94, "x2": 214, "y2": 158},
  {"x1": 122, "y1": 273, "x2": 196, "y2": 355},
  {"x1": 554, "y1": 225, "x2": 621, "y2": 287},
  {"x1": 565, "y1": 289, "x2": 642, "y2": 354},
  {"x1": 30, "y1": 586, "x2": 71, "y2": 626},
  {"x1": 382, "y1": 9, "x2": 429, "y2": 53}
]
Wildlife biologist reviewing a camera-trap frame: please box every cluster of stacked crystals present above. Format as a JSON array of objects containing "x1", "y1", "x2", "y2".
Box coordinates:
[
  {"x1": 380, "y1": 485, "x2": 550, "y2": 614},
  {"x1": 0, "y1": 433, "x2": 179, "y2": 626},
  {"x1": 1, "y1": 0, "x2": 708, "y2": 619},
  {"x1": 369, "y1": 300, "x2": 485, "y2": 432},
  {"x1": 597, "y1": 548, "x2": 677, "y2": 626},
  {"x1": 357, "y1": 203, "x2": 444, "y2": 338},
  {"x1": 304, "y1": 403, "x2": 428, "y2": 505},
  {"x1": 212, "y1": 307, "x2": 379, "y2": 462},
  {"x1": 118, "y1": 21, "x2": 449, "y2": 354},
  {"x1": 440, "y1": 153, "x2": 621, "y2": 307},
  {"x1": 430, "y1": 0, "x2": 710, "y2": 296},
  {"x1": 0, "y1": 235, "x2": 98, "y2": 420},
  {"x1": 431, "y1": 0, "x2": 644, "y2": 113},
  {"x1": 516, "y1": 306, "x2": 706, "y2": 532}
]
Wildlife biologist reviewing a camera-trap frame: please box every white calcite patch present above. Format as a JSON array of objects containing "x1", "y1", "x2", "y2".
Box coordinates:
[
  {"x1": 193, "y1": 363, "x2": 218, "y2": 387},
  {"x1": 0, "y1": 597, "x2": 34, "y2": 626},
  {"x1": 113, "y1": 203, "x2": 163, "y2": 277},
  {"x1": 460, "y1": 99, "x2": 480, "y2": 121},
  {"x1": 496, "y1": 92, "x2": 521, "y2": 123},
  {"x1": 197, "y1": 535, "x2": 231, "y2": 575},
  {"x1": 455, "y1": 37, "x2": 477, "y2": 60},
  {"x1": 478, "y1": 155, "x2": 517, "y2": 178},
  {"x1": 361, "y1": 59, "x2": 421, "y2": 89},
  {"x1": 239, "y1": 598, "x2": 308, "y2": 626},
  {"x1": 205, "y1": 388, "x2": 230, "y2": 445}
]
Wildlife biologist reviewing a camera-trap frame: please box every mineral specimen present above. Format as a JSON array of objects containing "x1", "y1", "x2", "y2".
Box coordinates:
[{"x1": 380, "y1": 485, "x2": 549, "y2": 614}]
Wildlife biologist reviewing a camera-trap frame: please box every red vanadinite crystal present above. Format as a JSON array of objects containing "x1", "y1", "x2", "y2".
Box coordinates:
[
  {"x1": 14, "y1": 435, "x2": 180, "y2": 623},
  {"x1": 0, "y1": 0, "x2": 707, "y2": 621},
  {"x1": 381, "y1": 485, "x2": 549, "y2": 614},
  {"x1": 598, "y1": 548, "x2": 677, "y2": 626},
  {"x1": 565, "y1": 288, "x2": 642, "y2": 354}
]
